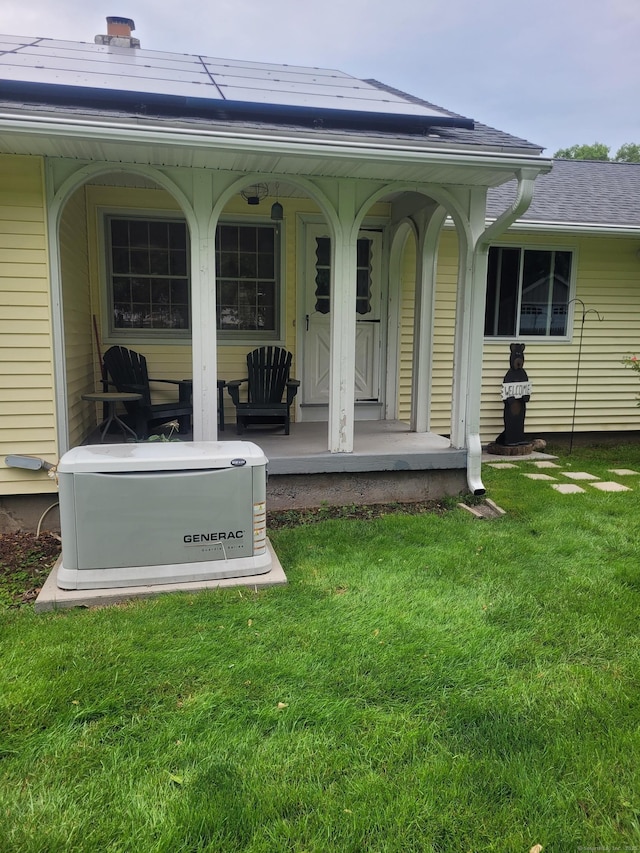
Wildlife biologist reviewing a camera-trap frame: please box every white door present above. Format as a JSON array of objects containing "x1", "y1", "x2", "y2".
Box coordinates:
[{"x1": 302, "y1": 225, "x2": 383, "y2": 417}]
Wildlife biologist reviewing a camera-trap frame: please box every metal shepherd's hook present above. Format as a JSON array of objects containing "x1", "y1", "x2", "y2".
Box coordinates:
[{"x1": 568, "y1": 298, "x2": 604, "y2": 453}]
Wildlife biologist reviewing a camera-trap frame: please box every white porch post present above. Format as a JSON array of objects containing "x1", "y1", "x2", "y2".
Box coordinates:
[
  {"x1": 450, "y1": 187, "x2": 488, "y2": 451},
  {"x1": 191, "y1": 177, "x2": 218, "y2": 441},
  {"x1": 411, "y1": 207, "x2": 447, "y2": 433},
  {"x1": 328, "y1": 183, "x2": 358, "y2": 453}
]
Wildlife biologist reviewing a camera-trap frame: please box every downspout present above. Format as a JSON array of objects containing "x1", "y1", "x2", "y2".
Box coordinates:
[{"x1": 465, "y1": 167, "x2": 543, "y2": 496}]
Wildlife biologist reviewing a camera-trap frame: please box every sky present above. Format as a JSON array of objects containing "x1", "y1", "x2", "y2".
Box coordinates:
[{"x1": 3, "y1": 0, "x2": 639, "y2": 156}]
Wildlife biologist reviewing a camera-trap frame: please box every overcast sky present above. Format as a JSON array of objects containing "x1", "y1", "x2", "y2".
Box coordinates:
[{"x1": 3, "y1": 0, "x2": 639, "y2": 156}]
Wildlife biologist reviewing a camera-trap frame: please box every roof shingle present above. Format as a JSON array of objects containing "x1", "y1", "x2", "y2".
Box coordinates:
[{"x1": 487, "y1": 159, "x2": 640, "y2": 227}]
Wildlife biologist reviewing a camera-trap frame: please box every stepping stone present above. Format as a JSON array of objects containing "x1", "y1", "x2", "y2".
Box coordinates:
[
  {"x1": 561, "y1": 471, "x2": 599, "y2": 481},
  {"x1": 487, "y1": 462, "x2": 519, "y2": 469},
  {"x1": 552, "y1": 483, "x2": 586, "y2": 494},
  {"x1": 531, "y1": 461, "x2": 560, "y2": 468},
  {"x1": 608, "y1": 469, "x2": 639, "y2": 476},
  {"x1": 589, "y1": 481, "x2": 632, "y2": 492},
  {"x1": 522, "y1": 473, "x2": 557, "y2": 481}
]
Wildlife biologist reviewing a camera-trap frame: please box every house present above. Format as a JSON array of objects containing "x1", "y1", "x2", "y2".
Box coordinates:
[
  {"x1": 480, "y1": 159, "x2": 640, "y2": 441},
  {"x1": 395, "y1": 157, "x2": 640, "y2": 447},
  {"x1": 1, "y1": 18, "x2": 636, "y2": 532}
]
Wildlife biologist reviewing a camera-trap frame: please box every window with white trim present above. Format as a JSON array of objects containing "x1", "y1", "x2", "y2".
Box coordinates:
[
  {"x1": 105, "y1": 217, "x2": 282, "y2": 340},
  {"x1": 485, "y1": 246, "x2": 573, "y2": 338},
  {"x1": 215, "y1": 222, "x2": 280, "y2": 338},
  {"x1": 107, "y1": 216, "x2": 190, "y2": 335}
]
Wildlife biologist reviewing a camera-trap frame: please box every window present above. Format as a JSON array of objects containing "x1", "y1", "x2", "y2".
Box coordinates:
[
  {"x1": 485, "y1": 247, "x2": 573, "y2": 338},
  {"x1": 313, "y1": 236, "x2": 373, "y2": 315},
  {"x1": 105, "y1": 217, "x2": 282, "y2": 341},
  {"x1": 107, "y1": 216, "x2": 190, "y2": 334},
  {"x1": 216, "y1": 223, "x2": 280, "y2": 338}
]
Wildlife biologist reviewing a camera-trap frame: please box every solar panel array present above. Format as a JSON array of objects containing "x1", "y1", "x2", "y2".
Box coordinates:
[{"x1": 0, "y1": 33, "x2": 470, "y2": 128}]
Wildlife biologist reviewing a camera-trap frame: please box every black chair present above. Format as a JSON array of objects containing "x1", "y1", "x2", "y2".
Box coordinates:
[
  {"x1": 103, "y1": 346, "x2": 194, "y2": 439},
  {"x1": 226, "y1": 346, "x2": 300, "y2": 435}
]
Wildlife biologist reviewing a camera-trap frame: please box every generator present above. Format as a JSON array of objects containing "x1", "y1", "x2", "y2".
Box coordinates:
[{"x1": 56, "y1": 441, "x2": 271, "y2": 590}]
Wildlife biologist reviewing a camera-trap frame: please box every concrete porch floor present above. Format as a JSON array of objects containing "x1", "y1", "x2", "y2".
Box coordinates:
[
  {"x1": 215, "y1": 420, "x2": 466, "y2": 475},
  {"x1": 88, "y1": 419, "x2": 465, "y2": 470},
  {"x1": 86, "y1": 419, "x2": 469, "y2": 508}
]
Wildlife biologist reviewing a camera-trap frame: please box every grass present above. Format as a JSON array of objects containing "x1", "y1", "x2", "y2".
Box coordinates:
[{"x1": 1, "y1": 442, "x2": 639, "y2": 852}]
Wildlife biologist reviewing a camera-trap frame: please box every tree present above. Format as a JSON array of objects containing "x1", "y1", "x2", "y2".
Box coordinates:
[
  {"x1": 553, "y1": 142, "x2": 610, "y2": 160},
  {"x1": 553, "y1": 142, "x2": 640, "y2": 162},
  {"x1": 614, "y1": 143, "x2": 640, "y2": 163}
]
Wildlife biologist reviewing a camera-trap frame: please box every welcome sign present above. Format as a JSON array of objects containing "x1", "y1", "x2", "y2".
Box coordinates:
[{"x1": 501, "y1": 382, "x2": 532, "y2": 400}]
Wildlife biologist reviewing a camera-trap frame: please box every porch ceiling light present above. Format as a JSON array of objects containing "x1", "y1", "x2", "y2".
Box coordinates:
[{"x1": 241, "y1": 183, "x2": 269, "y2": 205}]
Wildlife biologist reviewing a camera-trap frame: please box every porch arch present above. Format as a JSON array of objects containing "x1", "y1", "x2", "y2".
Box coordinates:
[
  {"x1": 46, "y1": 161, "x2": 200, "y2": 452},
  {"x1": 208, "y1": 173, "x2": 342, "y2": 241}
]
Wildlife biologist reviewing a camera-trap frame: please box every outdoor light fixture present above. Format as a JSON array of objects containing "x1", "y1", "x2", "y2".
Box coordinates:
[
  {"x1": 241, "y1": 183, "x2": 269, "y2": 206},
  {"x1": 270, "y1": 182, "x2": 283, "y2": 221}
]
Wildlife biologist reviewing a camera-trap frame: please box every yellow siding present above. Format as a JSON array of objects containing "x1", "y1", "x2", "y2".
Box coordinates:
[
  {"x1": 398, "y1": 230, "x2": 459, "y2": 434},
  {"x1": 430, "y1": 232, "x2": 458, "y2": 434},
  {"x1": 61, "y1": 185, "x2": 94, "y2": 447},
  {"x1": 398, "y1": 235, "x2": 416, "y2": 422},
  {"x1": 0, "y1": 155, "x2": 57, "y2": 496},
  {"x1": 481, "y1": 232, "x2": 640, "y2": 441}
]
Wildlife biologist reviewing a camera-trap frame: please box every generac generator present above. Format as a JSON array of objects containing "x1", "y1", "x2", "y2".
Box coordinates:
[{"x1": 56, "y1": 441, "x2": 271, "y2": 590}]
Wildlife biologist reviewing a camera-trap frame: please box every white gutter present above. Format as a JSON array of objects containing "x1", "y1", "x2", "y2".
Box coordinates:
[
  {"x1": 465, "y1": 168, "x2": 542, "y2": 496},
  {"x1": 490, "y1": 219, "x2": 640, "y2": 237},
  {"x1": 0, "y1": 111, "x2": 552, "y2": 173},
  {"x1": 480, "y1": 170, "x2": 539, "y2": 246}
]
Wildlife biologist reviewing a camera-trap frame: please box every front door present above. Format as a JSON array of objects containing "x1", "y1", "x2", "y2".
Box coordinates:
[{"x1": 302, "y1": 224, "x2": 383, "y2": 419}]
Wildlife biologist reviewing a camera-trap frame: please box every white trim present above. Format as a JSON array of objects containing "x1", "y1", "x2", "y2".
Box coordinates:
[
  {"x1": 0, "y1": 112, "x2": 552, "y2": 172},
  {"x1": 44, "y1": 160, "x2": 69, "y2": 454},
  {"x1": 491, "y1": 219, "x2": 640, "y2": 236}
]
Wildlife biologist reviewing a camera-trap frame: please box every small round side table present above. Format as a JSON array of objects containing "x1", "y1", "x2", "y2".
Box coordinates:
[{"x1": 82, "y1": 391, "x2": 143, "y2": 442}]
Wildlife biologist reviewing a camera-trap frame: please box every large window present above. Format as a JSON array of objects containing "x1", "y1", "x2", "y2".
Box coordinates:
[
  {"x1": 216, "y1": 223, "x2": 280, "y2": 338},
  {"x1": 107, "y1": 216, "x2": 190, "y2": 334},
  {"x1": 106, "y1": 217, "x2": 281, "y2": 340},
  {"x1": 485, "y1": 246, "x2": 573, "y2": 338}
]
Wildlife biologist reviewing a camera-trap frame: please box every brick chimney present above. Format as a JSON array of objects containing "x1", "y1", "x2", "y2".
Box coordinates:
[{"x1": 95, "y1": 17, "x2": 140, "y2": 48}]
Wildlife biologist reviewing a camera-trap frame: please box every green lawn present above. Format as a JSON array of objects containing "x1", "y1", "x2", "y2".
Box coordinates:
[{"x1": 1, "y1": 443, "x2": 639, "y2": 852}]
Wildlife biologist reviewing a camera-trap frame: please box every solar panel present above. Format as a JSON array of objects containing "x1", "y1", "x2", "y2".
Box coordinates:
[{"x1": 0, "y1": 34, "x2": 473, "y2": 131}]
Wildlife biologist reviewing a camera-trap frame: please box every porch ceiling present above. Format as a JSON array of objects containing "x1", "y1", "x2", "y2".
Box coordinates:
[{"x1": 0, "y1": 106, "x2": 550, "y2": 189}]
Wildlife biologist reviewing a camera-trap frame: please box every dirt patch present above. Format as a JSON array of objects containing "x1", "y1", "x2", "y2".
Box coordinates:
[
  {"x1": 0, "y1": 531, "x2": 61, "y2": 607},
  {"x1": 266, "y1": 498, "x2": 456, "y2": 529}
]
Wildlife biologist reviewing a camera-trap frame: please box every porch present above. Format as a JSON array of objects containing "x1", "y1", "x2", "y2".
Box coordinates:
[{"x1": 85, "y1": 419, "x2": 468, "y2": 509}]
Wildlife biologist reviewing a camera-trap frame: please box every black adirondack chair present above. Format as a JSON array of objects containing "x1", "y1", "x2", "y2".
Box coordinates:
[
  {"x1": 226, "y1": 346, "x2": 300, "y2": 435},
  {"x1": 103, "y1": 346, "x2": 193, "y2": 439}
]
